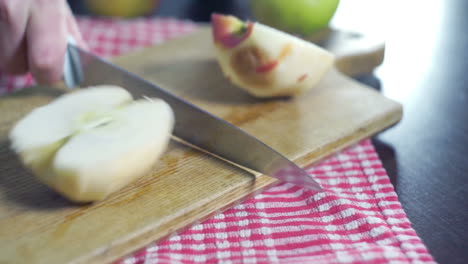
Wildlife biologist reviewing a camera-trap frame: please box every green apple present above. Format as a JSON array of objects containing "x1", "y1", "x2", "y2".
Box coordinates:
[
  {"x1": 85, "y1": 0, "x2": 160, "y2": 18},
  {"x1": 250, "y1": 0, "x2": 340, "y2": 36}
]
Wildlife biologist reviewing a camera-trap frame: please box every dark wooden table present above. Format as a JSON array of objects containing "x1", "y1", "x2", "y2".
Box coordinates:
[
  {"x1": 369, "y1": 1, "x2": 468, "y2": 263},
  {"x1": 70, "y1": 1, "x2": 468, "y2": 263}
]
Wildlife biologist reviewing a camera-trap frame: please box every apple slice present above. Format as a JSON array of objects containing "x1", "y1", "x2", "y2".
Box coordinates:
[
  {"x1": 9, "y1": 86, "x2": 174, "y2": 202},
  {"x1": 212, "y1": 13, "x2": 335, "y2": 97}
]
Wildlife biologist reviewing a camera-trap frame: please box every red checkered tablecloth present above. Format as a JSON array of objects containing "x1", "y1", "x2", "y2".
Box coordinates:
[{"x1": 0, "y1": 17, "x2": 436, "y2": 264}]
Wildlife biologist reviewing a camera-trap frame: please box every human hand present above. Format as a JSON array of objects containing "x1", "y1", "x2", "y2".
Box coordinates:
[{"x1": 0, "y1": 0, "x2": 86, "y2": 84}]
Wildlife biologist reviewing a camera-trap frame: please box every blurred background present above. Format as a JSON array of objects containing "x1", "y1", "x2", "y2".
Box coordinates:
[
  {"x1": 67, "y1": 0, "x2": 253, "y2": 21},
  {"x1": 66, "y1": 1, "x2": 468, "y2": 264}
]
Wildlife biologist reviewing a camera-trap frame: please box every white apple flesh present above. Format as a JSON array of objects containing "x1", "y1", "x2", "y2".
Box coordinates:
[
  {"x1": 9, "y1": 86, "x2": 174, "y2": 202},
  {"x1": 211, "y1": 14, "x2": 335, "y2": 97}
]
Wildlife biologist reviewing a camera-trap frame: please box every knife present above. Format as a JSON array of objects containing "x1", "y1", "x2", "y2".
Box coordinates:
[{"x1": 63, "y1": 39, "x2": 323, "y2": 192}]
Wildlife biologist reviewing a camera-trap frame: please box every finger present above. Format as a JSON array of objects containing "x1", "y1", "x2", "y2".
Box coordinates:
[
  {"x1": 0, "y1": 0, "x2": 30, "y2": 74},
  {"x1": 64, "y1": 3, "x2": 88, "y2": 49},
  {"x1": 26, "y1": 0, "x2": 68, "y2": 84},
  {"x1": 5, "y1": 39, "x2": 28, "y2": 74}
]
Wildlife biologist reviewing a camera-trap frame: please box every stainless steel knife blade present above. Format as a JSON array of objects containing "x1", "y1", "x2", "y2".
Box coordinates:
[{"x1": 63, "y1": 43, "x2": 323, "y2": 191}]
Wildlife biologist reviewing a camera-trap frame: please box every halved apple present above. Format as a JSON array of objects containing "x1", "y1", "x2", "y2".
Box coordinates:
[
  {"x1": 9, "y1": 86, "x2": 174, "y2": 202},
  {"x1": 211, "y1": 13, "x2": 335, "y2": 97}
]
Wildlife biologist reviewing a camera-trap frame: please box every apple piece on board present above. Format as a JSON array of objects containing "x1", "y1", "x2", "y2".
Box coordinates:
[
  {"x1": 211, "y1": 13, "x2": 335, "y2": 98},
  {"x1": 9, "y1": 86, "x2": 174, "y2": 203}
]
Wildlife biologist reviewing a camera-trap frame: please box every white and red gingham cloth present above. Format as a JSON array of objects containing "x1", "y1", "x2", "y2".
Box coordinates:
[{"x1": 0, "y1": 17, "x2": 436, "y2": 264}]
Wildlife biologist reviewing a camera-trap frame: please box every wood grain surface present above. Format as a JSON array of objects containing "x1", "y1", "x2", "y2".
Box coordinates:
[{"x1": 0, "y1": 26, "x2": 401, "y2": 264}]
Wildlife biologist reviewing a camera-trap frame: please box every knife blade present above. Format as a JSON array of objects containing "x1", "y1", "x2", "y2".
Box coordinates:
[{"x1": 63, "y1": 42, "x2": 323, "y2": 191}]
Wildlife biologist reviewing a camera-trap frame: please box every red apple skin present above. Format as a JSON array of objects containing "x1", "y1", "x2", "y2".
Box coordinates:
[
  {"x1": 255, "y1": 61, "x2": 278, "y2": 73},
  {"x1": 211, "y1": 13, "x2": 254, "y2": 49}
]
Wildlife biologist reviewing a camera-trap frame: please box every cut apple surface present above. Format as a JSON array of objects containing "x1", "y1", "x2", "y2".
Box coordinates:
[
  {"x1": 211, "y1": 13, "x2": 335, "y2": 98},
  {"x1": 9, "y1": 86, "x2": 174, "y2": 202}
]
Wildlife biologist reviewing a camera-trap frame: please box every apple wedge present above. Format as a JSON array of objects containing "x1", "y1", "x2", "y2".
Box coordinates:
[
  {"x1": 9, "y1": 86, "x2": 174, "y2": 203},
  {"x1": 211, "y1": 13, "x2": 335, "y2": 97}
]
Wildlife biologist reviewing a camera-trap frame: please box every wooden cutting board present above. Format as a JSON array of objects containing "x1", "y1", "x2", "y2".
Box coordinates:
[{"x1": 0, "y1": 26, "x2": 401, "y2": 264}]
